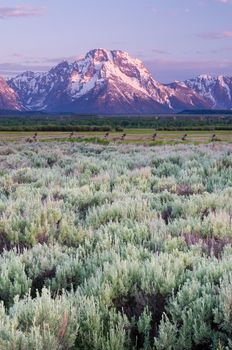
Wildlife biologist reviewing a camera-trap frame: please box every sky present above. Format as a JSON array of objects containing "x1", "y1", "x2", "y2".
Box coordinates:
[{"x1": 0, "y1": 0, "x2": 232, "y2": 82}]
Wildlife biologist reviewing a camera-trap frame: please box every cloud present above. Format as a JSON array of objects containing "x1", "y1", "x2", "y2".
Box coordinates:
[
  {"x1": 152, "y1": 49, "x2": 170, "y2": 55},
  {"x1": 1, "y1": 54, "x2": 231, "y2": 84},
  {"x1": 0, "y1": 5, "x2": 46, "y2": 19},
  {"x1": 210, "y1": 46, "x2": 232, "y2": 53},
  {"x1": 42, "y1": 56, "x2": 81, "y2": 63},
  {"x1": 222, "y1": 31, "x2": 232, "y2": 37},
  {"x1": 202, "y1": 0, "x2": 231, "y2": 4},
  {"x1": 0, "y1": 62, "x2": 50, "y2": 78},
  {"x1": 0, "y1": 54, "x2": 83, "y2": 77},
  {"x1": 197, "y1": 31, "x2": 232, "y2": 39}
]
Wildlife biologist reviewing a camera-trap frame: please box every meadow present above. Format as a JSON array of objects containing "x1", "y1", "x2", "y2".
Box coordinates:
[
  {"x1": 0, "y1": 113, "x2": 231, "y2": 145},
  {"x1": 0, "y1": 129, "x2": 232, "y2": 144},
  {"x1": 0, "y1": 140, "x2": 232, "y2": 349}
]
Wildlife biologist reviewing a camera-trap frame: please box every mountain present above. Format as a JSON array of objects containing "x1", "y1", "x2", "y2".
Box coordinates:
[
  {"x1": 7, "y1": 49, "x2": 210, "y2": 114},
  {"x1": 4, "y1": 49, "x2": 232, "y2": 114},
  {"x1": 183, "y1": 75, "x2": 232, "y2": 110},
  {"x1": 0, "y1": 77, "x2": 20, "y2": 111}
]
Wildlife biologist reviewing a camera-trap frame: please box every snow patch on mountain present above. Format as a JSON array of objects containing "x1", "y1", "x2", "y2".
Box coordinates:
[{"x1": 184, "y1": 75, "x2": 232, "y2": 109}]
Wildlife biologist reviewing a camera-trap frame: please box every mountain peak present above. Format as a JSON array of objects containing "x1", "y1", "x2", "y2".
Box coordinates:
[
  {"x1": 197, "y1": 74, "x2": 212, "y2": 80},
  {"x1": 84, "y1": 48, "x2": 137, "y2": 65},
  {"x1": 85, "y1": 48, "x2": 114, "y2": 62},
  {"x1": 5, "y1": 48, "x2": 224, "y2": 114},
  {"x1": 185, "y1": 74, "x2": 232, "y2": 109}
]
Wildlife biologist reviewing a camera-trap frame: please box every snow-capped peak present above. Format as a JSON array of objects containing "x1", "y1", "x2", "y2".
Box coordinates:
[
  {"x1": 198, "y1": 74, "x2": 212, "y2": 80},
  {"x1": 85, "y1": 48, "x2": 114, "y2": 62},
  {"x1": 184, "y1": 74, "x2": 232, "y2": 109},
  {"x1": 5, "y1": 48, "x2": 218, "y2": 113}
]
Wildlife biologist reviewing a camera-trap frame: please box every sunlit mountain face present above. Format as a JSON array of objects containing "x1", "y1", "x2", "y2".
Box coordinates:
[
  {"x1": 0, "y1": 49, "x2": 230, "y2": 113},
  {"x1": 0, "y1": 77, "x2": 21, "y2": 111}
]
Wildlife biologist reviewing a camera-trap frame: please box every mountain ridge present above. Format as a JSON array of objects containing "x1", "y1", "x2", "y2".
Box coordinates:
[{"x1": 0, "y1": 49, "x2": 231, "y2": 113}]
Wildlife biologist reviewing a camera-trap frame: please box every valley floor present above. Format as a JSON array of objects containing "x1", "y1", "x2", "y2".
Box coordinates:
[
  {"x1": 0, "y1": 128, "x2": 232, "y2": 144},
  {"x1": 0, "y1": 142, "x2": 232, "y2": 349}
]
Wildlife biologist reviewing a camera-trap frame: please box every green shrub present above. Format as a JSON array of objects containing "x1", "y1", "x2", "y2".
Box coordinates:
[
  {"x1": 0, "y1": 142, "x2": 231, "y2": 349},
  {"x1": 0, "y1": 288, "x2": 78, "y2": 350}
]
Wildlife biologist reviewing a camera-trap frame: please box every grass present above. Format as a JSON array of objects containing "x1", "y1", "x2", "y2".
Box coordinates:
[{"x1": 0, "y1": 129, "x2": 231, "y2": 144}]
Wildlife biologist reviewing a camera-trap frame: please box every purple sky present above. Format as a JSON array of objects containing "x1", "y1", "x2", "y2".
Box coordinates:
[{"x1": 0, "y1": 0, "x2": 232, "y2": 82}]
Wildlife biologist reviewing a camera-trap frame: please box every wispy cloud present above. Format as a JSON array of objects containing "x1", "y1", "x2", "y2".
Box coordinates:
[
  {"x1": 201, "y1": 0, "x2": 231, "y2": 4},
  {"x1": 197, "y1": 31, "x2": 232, "y2": 39},
  {"x1": 0, "y1": 54, "x2": 83, "y2": 77},
  {"x1": 216, "y1": 0, "x2": 230, "y2": 3},
  {"x1": 199, "y1": 0, "x2": 232, "y2": 6},
  {"x1": 0, "y1": 62, "x2": 49, "y2": 78},
  {"x1": 0, "y1": 5, "x2": 46, "y2": 19},
  {"x1": 152, "y1": 49, "x2": 170, "y2": 55},
  {"x1": 1, "y1": 56, "x2": 232, "y2": 83},
  {"x1": 43, "y1": 55, "x2": 83, "y2": 63}
]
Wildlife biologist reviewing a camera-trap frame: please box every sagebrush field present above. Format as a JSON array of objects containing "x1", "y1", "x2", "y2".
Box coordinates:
[{"x1": 1, "y1": 141, "x2": 232, "y2": 349}]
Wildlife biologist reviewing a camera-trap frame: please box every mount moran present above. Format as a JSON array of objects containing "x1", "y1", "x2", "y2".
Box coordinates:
[{"x1": 0, "y1": 49, "x2": 231, "y2": 114}]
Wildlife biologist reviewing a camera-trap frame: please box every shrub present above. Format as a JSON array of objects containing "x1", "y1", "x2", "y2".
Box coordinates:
[
  {"x1": 0, "y1": 142, "x2": 231, "y2": 349},
  {"x1": 0, "y1": 288, "x2": 78, "y2": 350}
]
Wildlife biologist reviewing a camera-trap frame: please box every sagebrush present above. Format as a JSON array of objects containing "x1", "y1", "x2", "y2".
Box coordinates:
[{"x1": 0, "y1": 141, "x2": 232, "y2": 349}]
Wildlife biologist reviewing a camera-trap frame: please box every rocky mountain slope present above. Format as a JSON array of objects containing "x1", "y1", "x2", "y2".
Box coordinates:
[
  {"x1": 183, "y1": 75, "x2": 232, "y2": 109},
  {"x1": 1, "y1": 49, "x2": 232, "y2": 113},
  {"x1": 0, "y1": 77, "x2": 21, "y2": 111},
  {"x1": 6, "y1": 49, "x2": 210, "y2": 114}
]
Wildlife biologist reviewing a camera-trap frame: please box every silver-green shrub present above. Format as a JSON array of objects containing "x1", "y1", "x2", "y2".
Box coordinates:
[{"x1": 0, "y1": 142, "x2": 231, "y2": 349}]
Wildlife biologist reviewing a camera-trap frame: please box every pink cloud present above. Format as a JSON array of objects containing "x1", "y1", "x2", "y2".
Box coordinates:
[
  {"x1": 0, "y1": 5, "x2": 46, "y2": 19},
  {"x1": 224, "y1": 31, "x2": 232, "y2": 37},
  {"x1": 198, "y1": 31, "x2": 232, "y2": 39}
]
